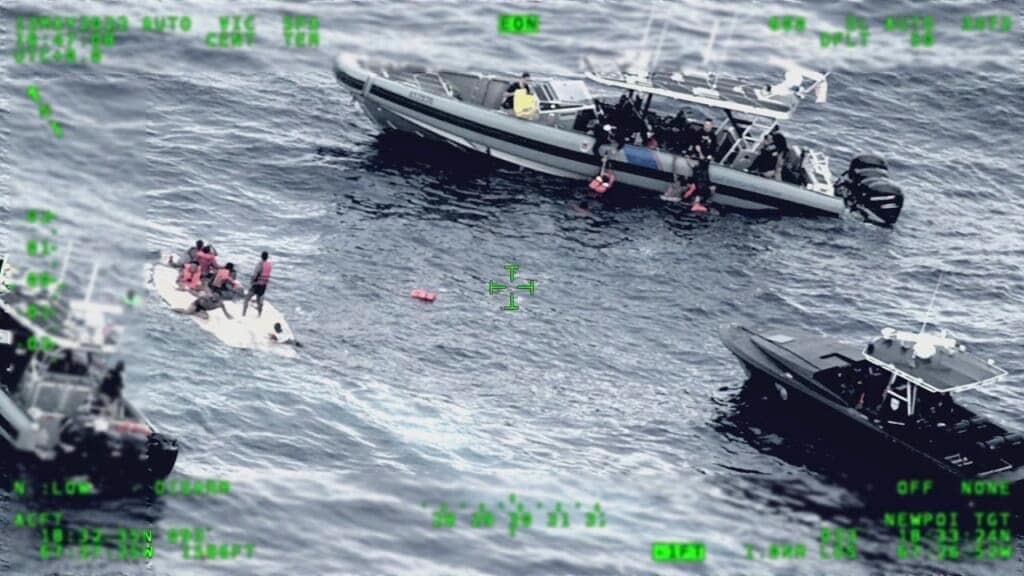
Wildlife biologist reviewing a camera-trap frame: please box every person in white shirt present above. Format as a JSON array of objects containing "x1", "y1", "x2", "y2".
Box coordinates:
[{"x1": 269, "y1": 322, "x2": 300, "y2": 347}]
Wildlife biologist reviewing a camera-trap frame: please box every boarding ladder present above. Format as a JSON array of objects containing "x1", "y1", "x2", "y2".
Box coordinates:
[{"x1": 723, "y1": 116, "x2": 777, "y2": 165}]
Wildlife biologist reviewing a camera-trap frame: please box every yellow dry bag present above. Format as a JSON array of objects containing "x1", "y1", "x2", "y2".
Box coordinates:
[{"x1": 513, "y1": 89, "x2": 538, "y2": 119}]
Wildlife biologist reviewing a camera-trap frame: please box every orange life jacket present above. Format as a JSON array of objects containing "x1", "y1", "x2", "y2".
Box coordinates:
[
  {"x1": 196, "y1": 251, "x2": 217, "y2": 275},
  {"x1": 588, "y1": 171, "x2": 615, "y2": 194},
  {"x1": 254, "y1": 260, "x2": 271, "y2": 286},
  {"x1": 180, "y1": 263, "x2": 200, "y2": 288},
  {"x1": 211, "y1": 268, "x2": 233, "y2": 288}
]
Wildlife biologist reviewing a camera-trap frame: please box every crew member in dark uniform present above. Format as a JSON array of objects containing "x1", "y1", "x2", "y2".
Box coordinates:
[
  {"x1": 665, "y1": 110, "x2": 688, "y2": 153},
  {"x1": 694, "y1": 119, "x2": 716, "y2": 160},
  {"x1": 99, "y1": 361, "x2": 125, "y2": 402},
  {"x1": 767, "y1": 126, "x2": 788, "y2": 180},
  {"x1": 752, "y1": 125, "x2": 789, "y2": 179},
  {"x1": 90, "y1": 361, "x2": 125, "y2": 414},
  {"x1": 51, "y1": 350, "x2": 88, "y2": 375},
  {"x1": 502, "y1": 73, "x2": 532, "y2": 109}
]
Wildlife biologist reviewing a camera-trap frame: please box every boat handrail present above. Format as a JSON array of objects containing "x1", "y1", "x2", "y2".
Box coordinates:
[
  {"x1": 863, "y1": 354, "x2": 1008, "y2": 397},
  {"x1": 537, "y1": 104, "x2": 593, "y2": 116}
]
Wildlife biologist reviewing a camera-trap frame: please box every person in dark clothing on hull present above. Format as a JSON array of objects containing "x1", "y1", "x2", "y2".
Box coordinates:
[{"x1": 178, "y1": 292, "x2": 232, "y2": 320}]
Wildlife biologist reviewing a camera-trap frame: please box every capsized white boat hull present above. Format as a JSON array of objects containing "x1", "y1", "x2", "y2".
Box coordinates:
[{"x1": 148, "y1": 260, "x2": 297, "y2": 358}]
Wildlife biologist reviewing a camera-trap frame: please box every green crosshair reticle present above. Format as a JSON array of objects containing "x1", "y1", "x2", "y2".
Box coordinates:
[{"x1": 487, "y1": 263, "x2": 537, "y2": 312}]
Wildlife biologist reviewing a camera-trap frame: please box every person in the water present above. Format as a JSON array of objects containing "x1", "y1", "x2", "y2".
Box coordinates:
[{"x1": 269, "y1": 322, "x2": 301, "y2": 347}]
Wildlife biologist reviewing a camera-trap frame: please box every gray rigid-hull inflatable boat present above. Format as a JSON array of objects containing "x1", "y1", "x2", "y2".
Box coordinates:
[{"x1": 333, "y1": 53, "x2": 904, "y2": 226}]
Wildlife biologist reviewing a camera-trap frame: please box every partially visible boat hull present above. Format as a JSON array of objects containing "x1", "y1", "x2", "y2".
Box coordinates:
[{"x1": 0, "y1": 294, "x2": 179, "y2": 488}]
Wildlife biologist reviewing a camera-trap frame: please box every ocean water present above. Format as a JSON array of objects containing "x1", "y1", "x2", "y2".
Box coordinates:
[{"x1": 1, "y1": 1, "x2": 1022, "y2": 575}]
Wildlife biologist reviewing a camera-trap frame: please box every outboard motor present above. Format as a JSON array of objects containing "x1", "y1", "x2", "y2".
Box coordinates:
[
  {"x1": 145, "y1": 432, "x2": 179, "y2": 478},
  {"x1": 836, "y1": 154, "x2": 904, "y2": 225},
  {"x1": 849, "y1": 154, "x2": 887, "y2": 171}
]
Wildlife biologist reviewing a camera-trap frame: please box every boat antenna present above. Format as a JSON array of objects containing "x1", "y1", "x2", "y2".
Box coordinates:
[
  {"x1": 639, "y1": 8, "x2": 655, "y2": 49},
  {"x1": 707, "y1": 12, "x2": 739, "y2": 88},
  {"x1": 919, "y1": 272, "x2": 944, "y2": 335},
  {"x1": 650, "y1": 20, "x2": 669, "y2": 74},
  {"x1": 83, "y1": 261, "x2": 100, "y2": 305},
  {"x1": 701, "y1": 19, "x2": 720, "y2": 68},
  {"x1": 50, "y1": 240, "x2": 74, "y2": 299}
]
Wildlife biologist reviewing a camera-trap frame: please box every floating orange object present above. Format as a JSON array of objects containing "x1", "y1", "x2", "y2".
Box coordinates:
[
  {"x1": 588, "y1": 171, "x2": 615, "y2": 194},
  {"x1": 410, "y1": 289, "x2": 436, "y2": 302}
]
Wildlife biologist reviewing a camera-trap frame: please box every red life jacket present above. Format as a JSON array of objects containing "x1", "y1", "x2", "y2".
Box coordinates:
[
  {"x1": 212, "y1": 268, "x2": 233, "y2": 288},
  {"x1": 196, "y1": 252, "x2": 217, "y2": 275},
  {"x1": 255, "y1": 261, "x2": 271, "y2": 286},
  {"x1": 588, "y1": 171, "x2": 615, "y2": 194},
  {"x1": 180, "y1": 263, "x2": 199, "y2": 287}
]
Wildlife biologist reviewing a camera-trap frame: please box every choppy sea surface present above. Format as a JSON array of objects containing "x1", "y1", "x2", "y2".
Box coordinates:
[{"x1": 2, "y1": 1, "x2": 1023, "y2": 575}]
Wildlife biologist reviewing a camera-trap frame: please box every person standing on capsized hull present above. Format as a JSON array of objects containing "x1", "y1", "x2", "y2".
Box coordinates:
[{"x1": 242, "y1": 251, "x2": 272, "y2": 317}]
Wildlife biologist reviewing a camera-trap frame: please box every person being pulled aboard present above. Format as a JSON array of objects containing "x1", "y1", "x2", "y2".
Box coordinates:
[
  {"x1": 689, "y1": 157, "x2": 714, "y2": 213},
  {"x1": 661, "y1": 172, "x2": 695, "y2": 203},
  {"x1": 269, "y1": 322, "x2": 301, "y2": 347}
]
